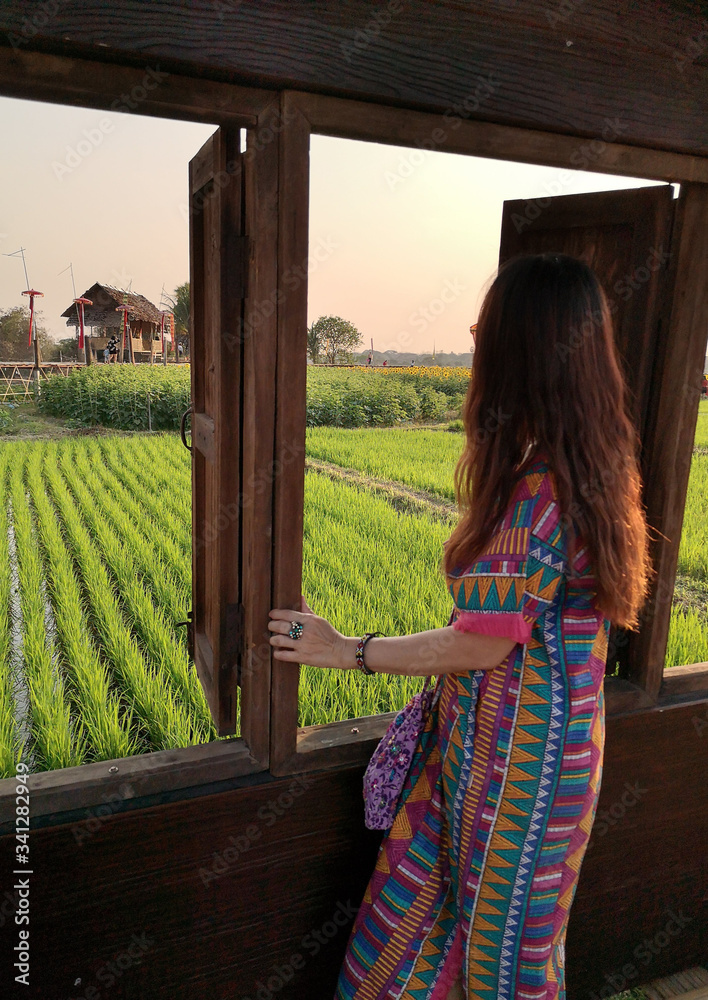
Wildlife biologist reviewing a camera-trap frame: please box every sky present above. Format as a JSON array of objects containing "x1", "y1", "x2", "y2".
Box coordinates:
[{"x1": 0, "y1": 95, "x2": 672, "y2": 355}]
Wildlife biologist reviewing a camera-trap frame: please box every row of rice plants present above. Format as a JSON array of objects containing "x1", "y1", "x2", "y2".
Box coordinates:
[
  {"x1": 96, "y1": 436, "x2": 192, "y2": 560},
  {"x1": 0, "y1": 449, "x2": 20, "y2": 776},
  {"x1": 38, "y1": 441, "x2": 204, "y2": 755},
  {"x1": 24, "y1": 447, "x2": 139, "y2": 764},
  {"x1": 66, "y1": 440, "x2": 213, "y2": 737},
  {"x1": 9, "y1": 449, "x2": 84, "y2": 771}
]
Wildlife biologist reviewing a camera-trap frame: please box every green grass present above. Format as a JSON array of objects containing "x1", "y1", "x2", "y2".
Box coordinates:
[
  {"x1": 306, "y1": 425, "x2": 465, "y2": 501},
  {"x1": 694, "y1": 398, "x2": 708, "y2": 449},
  {"x1": 299, "y1": 473, "x2": 453, "y2": 725},
  {"x1": 0, "y1": 450, "x2": 21, "y2": 776}
]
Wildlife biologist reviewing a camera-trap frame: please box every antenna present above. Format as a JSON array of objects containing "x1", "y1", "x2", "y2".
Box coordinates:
[
  {"x1": 3, "y1": 247, "x2": 31, "y2": 289},
  {"x1": 58, "y1": 262, "x2": 77, "y2": 299}
]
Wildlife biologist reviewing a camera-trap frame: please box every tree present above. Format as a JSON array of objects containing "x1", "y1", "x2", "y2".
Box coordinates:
[
  {"x1": 172, "y1": 282, "x2": 190, "y2": 355},
  {"x1": 309, "y1": 315, "x2": 362, "y2": 365},
  {"x1": 47, "y1": 337, "x2": 80, "y2": 362},
  {"x1": 0, "y1": 306, "x2": 53, "y2": 362},
  {"x1": 307, "y1": 322, "x2": 323, "y2": 364}
]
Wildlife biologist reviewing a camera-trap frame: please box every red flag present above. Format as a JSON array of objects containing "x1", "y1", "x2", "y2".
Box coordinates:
[
  {"x1": 21, "y1": 289, "x2": 44, "y2": 347},
  {"x1": 74, "y1": 297, "x2": 92, "y2": 350}
]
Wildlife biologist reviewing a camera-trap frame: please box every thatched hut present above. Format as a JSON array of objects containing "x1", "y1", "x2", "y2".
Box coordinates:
[{"x1": 61, "y1": 282, "x2": 162, "y2": 362}]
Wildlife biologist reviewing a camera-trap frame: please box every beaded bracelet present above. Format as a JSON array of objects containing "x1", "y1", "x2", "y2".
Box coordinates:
[{"x1": 356, "y1": 632, "x2": 383, "y2": 675}]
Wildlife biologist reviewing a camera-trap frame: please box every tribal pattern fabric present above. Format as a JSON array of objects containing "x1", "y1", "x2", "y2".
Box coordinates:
[{"x1": 335, "y1": 457, "x2": 608, "y2": 1000}]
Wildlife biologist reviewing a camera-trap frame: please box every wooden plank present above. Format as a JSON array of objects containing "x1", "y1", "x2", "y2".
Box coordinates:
[
  {"x1": 660, "y1": 663, "x2": 708, "y2": 699},
  {"x1": 294, "y1": 91, "x2": 708, "y2": 184},
  {"x1": 214, "y1": 127, "x2": 244, "y2": 736},
  {"x1": 2, "y1": 3, "x2": 708, "y2": 158},
  {"x1": 189, "y1": 128, "x2": 244, "y2": 736},
  {"x1": 0, "y1": 739, "x2": 262, "y2": 830},
  {"x1": 191, "y1": 412, "x2": 215, "y2": 462},
  {"x1": 1, "y1": 697, "x2": 705, "y2": 997},
  {"x1": 238, "y1": 97, "x2": 281, "y2": 767},
  {"x1": 627, "y1": 183, "x2": 708, "y2": 699},
  {"x1": 566, "y1": 697, "x2": 708, "y2": 997},
  {"x1": 0, "y1": 46, "x2": 272, "y2": 124},
  {"x1": 269, "y1": 93, "x2": 310, "y2": 776}
]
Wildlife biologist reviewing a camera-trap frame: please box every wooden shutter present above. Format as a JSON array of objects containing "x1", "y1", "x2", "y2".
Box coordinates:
[
  {"x1": 499, "y1": 185, "x2": 676, "y2": 439},
  {"x1": 188, "y1": 127, "x2": 246, "y2": 735},
  {"x1": 498, "y1": 185, "x2": 678, "y2": 693}
]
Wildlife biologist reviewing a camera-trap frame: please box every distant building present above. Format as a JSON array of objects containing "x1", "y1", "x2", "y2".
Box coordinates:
[{"x1": 61, "y1": 282, "x2": 162, "y2": 362}]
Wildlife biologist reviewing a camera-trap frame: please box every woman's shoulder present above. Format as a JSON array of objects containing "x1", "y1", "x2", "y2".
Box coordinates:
[{"x1": 511, "y1": 450, "x2": 559, "y2": 515}]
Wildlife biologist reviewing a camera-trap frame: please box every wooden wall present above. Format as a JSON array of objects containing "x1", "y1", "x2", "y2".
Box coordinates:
[
  {"x1": 1, "y1": 2, "x2": 707, "y2": 156},
  {"x1": 1, "y1": 696, "x2": 706, "y2": 999}
]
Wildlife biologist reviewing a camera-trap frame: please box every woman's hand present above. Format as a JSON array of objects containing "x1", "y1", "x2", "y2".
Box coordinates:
[{"x1": 268, "y1": 596, "x2": 351, "y2": 670}]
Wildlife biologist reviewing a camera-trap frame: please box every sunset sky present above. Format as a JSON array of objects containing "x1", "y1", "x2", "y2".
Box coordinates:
[{"x1": 0, "y1": 95, "x2": 670, "y2": 355}]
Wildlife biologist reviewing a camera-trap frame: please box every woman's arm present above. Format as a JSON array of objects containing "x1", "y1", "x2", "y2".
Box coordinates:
[
  {"x1": 267, "y1": 600, "x2": 517, "y2": 676},
  {"x1": 337, "y1": 628, "x2": 517, "y2": 676}
]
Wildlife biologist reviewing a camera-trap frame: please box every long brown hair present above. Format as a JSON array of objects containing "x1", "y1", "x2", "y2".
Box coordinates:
[{"x1": 442, "y1": 252, "x2": 652, "y2": 629}]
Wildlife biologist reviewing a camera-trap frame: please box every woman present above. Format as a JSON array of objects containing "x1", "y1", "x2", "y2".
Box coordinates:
[{"x1": 268, "y1": 252, "x2": 652, "y2": 999}]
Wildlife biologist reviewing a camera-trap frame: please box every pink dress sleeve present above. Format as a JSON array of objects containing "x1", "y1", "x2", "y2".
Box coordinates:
[{"x1": 445, "y1": 469, "x2": 567, "y2": 644}]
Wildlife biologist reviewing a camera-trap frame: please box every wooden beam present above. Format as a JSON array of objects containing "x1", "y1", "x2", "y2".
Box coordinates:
[
  {"x1": 626, "y1": 182, "x2": 708, "y2": 699},
  {"x1": 0, "y1": 738, "x2": 263, "y2": 831},
  {"x1": 269, "y1": 93, "x2": 310, "y2": 776},
  {"x1": 660, "y1": 662, "x2": 708, "y2": 701},
  {"x1": 0, "y1": 46, "x2": 274, "y2": 124},
  {"x1": 238, "y1": 98, "x2": 281, "y2": 766},
  {"x1": 292, "y1": 90, "x2": 708, "y2": 184},
  {"x1": 2, "y1": 2, "x2": 708, "y2": 158}
]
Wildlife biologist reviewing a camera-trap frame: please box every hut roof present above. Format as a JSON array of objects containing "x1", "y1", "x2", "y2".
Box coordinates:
[{"x1": 61, "y1": 282, "x2": 162, "y2": 324}]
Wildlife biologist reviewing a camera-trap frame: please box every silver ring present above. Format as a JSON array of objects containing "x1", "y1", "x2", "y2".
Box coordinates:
[{"x1": 287, "y1": 621, "x2": 304, "y2": 640}]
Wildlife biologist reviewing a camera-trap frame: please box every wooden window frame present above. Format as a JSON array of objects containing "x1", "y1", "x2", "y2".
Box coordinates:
[
  {"x1": 0, "y1": 49, "x2": 705, "y2": 821},
  {"x1": 269, "y1": 90, "x2": 708, "y2": 773}
]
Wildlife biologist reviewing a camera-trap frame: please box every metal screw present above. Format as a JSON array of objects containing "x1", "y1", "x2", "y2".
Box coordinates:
[
  {"x1": 350, "y1": 727, "x2": 359, "y2": 734},
  {"x1": 108, "y1": 766, "x2": 118, "y2": 774}
]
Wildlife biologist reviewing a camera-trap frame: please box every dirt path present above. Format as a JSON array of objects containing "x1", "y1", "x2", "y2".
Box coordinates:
[{"x1": 305, "y1": 457, "x2": 459, "y2": 523}]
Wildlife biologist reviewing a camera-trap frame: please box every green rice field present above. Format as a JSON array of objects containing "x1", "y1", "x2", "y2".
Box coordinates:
[{"x1": 0, "y1": 400, "x2": 706, "y2": 776}]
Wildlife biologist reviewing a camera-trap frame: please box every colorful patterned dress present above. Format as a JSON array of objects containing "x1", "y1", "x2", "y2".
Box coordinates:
[{"x1": 335, "y1": 456, "x2": 608, "y2": 1000}]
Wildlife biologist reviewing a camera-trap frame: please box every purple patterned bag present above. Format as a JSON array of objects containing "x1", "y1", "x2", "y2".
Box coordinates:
[{"x1": 363, "y1": 677, "x2": 435, "y2": 831}]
